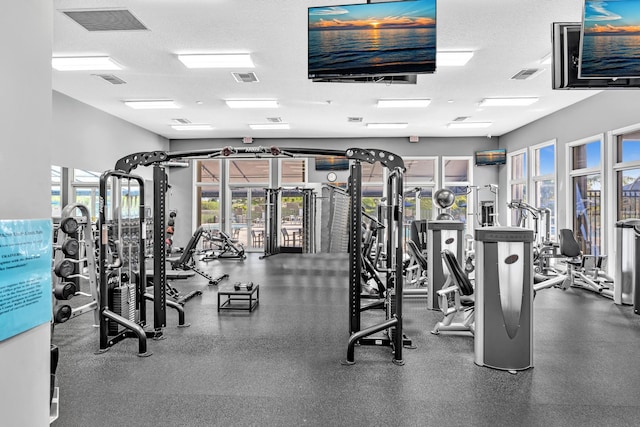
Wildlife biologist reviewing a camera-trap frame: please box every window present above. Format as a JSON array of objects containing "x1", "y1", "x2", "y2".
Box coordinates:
[
  {"x1": 195, "y1": 160, "x2": 221, "y2": 227},
  {"x1": 615, "y1": 129, "x2": 640, "y2": 220},
  {"x1": 361, "y1": 161, "x2": 384, "y2": 218},
  {"x1": 531, "y1": 142, "x2": 556, "y2": 240},
  {"x1": 508, "y1": 150, "x2": 527, "y2": 226},
  {"x1": 72, "y1": 168, "x2": 101, "y2": 221},
  {"x1": 280, "y1": 159, "x2": 307, "y2": 184},
  {"x1": 52, "y1": 165, "x2": 62, "y2": 217},
  {"x1": 404, "y1": 158, "x2": 437, "y2": 222},
  {"x1": 569, "y1": 137, "x2": 603, "y2": 255},
  {"x1": 442, "y1": 157, "x2": 472, "y2": 224}
]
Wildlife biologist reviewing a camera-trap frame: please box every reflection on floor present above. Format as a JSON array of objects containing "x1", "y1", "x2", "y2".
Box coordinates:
[{"x1": 52, "y1": 253, "x2": 640, "y2": 426}]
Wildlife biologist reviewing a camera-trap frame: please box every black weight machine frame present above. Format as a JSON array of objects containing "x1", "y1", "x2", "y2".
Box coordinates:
[
  {"x1": 97, "y1": 170, "x2": 158, "y2": 357},
  {"x1": 114, "y1": 146, "x2": 408, "y2": 364}
]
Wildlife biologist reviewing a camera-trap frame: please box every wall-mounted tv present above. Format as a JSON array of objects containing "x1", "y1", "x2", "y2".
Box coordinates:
[
  {"x1": 551, "y1": 22, "x2": 640, "y2": 89},
  {"x1": 315, "y1": 156, "x2": 350, "y2": 171},
  {"x1": 308, "y1": 0, "x2": 437, "y2": 80},
  {"x1": 579, "y1": 0, "x2": 640, "y2": 79},
  {"x1": 475, "y1": 149, "x2": 506, "y2": 166}
]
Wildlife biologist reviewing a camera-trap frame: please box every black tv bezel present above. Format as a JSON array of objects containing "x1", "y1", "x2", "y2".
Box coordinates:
[
  {"x1": 578, "y1": 0, "x2": 640, "y2": 80},
  {"x1": 307, "y1": 0, "x2": 437, "y2": 80},
  {"x1": 475, "y1": 149, "x2": 507, "y2": 166},
  {"x1": 552, "y1": 22, "x2": 640, "y2": 89}
]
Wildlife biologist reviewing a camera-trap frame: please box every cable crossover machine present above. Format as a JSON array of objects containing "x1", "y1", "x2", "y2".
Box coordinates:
[{"x1": 112, "y1": 145, "x2": 408, "y2": 364}]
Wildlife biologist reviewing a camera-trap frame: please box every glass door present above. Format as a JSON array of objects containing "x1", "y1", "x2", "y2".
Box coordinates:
[
  {"x1": 230, "y1": 187, "x2": 266, "y2": 251},
  {"x1": 280, "y1": 189, "x2": 303, "y2": 248}
]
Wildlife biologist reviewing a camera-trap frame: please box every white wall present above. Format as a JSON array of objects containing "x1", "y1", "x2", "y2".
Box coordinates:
[
  {"x1": 166, "y1": 137, "x2": 500, "y2": 245},
  {"x1": 53, "y1": 91, "x2": 170, "y2": 180},
  {"x1": 0, "y1": 1, "x2": 52, "y2": 425}
]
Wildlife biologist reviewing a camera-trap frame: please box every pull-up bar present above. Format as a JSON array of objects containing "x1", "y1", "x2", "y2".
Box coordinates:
[{"x1": 115, "y1": 146, "x2": 404, "y2": 173}]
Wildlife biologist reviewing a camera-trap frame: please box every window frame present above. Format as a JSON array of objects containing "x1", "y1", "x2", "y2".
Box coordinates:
[
  {"x1": 530, "y1": 139, "x2": 557, "y2": 241},
  {"x1": 566, "y1": 134, "x2": 605, "y2": 255}
]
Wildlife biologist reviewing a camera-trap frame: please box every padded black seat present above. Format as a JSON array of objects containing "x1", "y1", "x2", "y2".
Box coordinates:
[
  {"x1": 558, "y1": 228, "x2": 582, "y2": 265},
  {"x1": 407, "y1": 240, "x2": 428, "y2": 270},
  {"x1": 441, "y1": 249, "x2": 474, "y2": 301}
]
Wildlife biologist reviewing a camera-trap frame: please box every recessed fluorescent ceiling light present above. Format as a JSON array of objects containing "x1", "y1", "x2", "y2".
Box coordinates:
[
  {"x1": 366, "y1": 123, "x2": 409, "y2": 129},
  {"x1": 52, "y1": 56, "x2": 122, "y2": 71},
  {"x1": 377, "y1": 99, "x2": 431, "y2": 108},
  {"x1": 447, "y1": 122, "x2": 493, "y2": 129},
  {"x1": 177, "y1": 54, "x2": 254, "y2": 68},
  {"x1": 479, "y1": 97, "x2": 539, "y2": 107},
  {"x1": 124, "y1": 100, "x2": 180, "y2": 109},
  {"x1": 437, "y1": 51, "x2": 474, "y2": 66},
  {"x1": 171, "y1": 124, "x2": 214, "y2": 131},
  {"x1": 226, "y1": 100, "x2": 278, "y2": 109},
  {"x1": 249, "y1": 123, "x2": 290, "y2": 130}
]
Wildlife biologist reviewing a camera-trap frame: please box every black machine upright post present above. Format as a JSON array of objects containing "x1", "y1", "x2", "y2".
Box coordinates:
[
  {"x1": 348, "y1": 161, "x2": 363, "y2": 334},
  {"x1": 388, "y1": 168, "x2": 404, "y2": 364},
  {"x1": 261, "y1": 188, "x2": 281, "y2": 258},
  {"x1": 153, "y1": 165, "x2": 167, "y2": 330}
]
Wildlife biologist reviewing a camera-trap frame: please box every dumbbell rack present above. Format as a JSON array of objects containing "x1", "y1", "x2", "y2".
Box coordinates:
[{"x1": 52, "y1": 203, "x2": 99, "y2": 326}]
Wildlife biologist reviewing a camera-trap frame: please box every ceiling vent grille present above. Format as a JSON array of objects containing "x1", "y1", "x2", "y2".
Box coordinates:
[
  {"x1": 348, "y1": 117, "x2": 363, "y2": 123},
  {"x1": 62, "y1": 9, "x2": 148, "y2": 31},
  {"x1": 452, "y1": 116, "x2": 469, "y2": 122},
  {"x1": 92, "y1": 74, "x2": 126, "y2": 85},
  {"x1": 232, "y1": 72, "x2": 259, "y2": 83},
  {"x1": 172, "y1": 118, "x2": 192, "y2": 124},
  {"x1": 511, "y1": 68, "x2": 541, "y2": 80},
  {"x1": 266, "y1": 117, "x2": 283, "y2": 123}
]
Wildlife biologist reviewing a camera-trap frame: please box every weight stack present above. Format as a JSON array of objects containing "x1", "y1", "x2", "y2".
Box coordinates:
[{"x1": 108, "y1": 283, "x2": 138, "y2": 335}]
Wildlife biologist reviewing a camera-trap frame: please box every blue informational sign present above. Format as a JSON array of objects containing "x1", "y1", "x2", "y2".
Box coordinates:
[{"x1": 0, "y1": 219, "x2": 52, "y2": 342}]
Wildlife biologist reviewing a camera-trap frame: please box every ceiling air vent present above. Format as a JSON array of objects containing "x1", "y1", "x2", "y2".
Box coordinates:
[
  {"x1": 171, "y1": 118, "x2": 192, "y2": 124},
  {"x1": 452, "y1": 116, "x2": 469, "y2": 122},
  {"x1": 511, "y1": 68, "x2": 541, "y2": 80},
  {"x1": 92, "y1": 74, "x2": 126, "y2": 85},
  {"x1": 266, "y1": 117, "x2": 283, "y2": 123},
  {"x1": 62, "y1": 9, "x2": 148, "y2": 31},
  {"x1": 232, "y1": 72, "x2": 259, "y2": 83},
  {"x1": 348, "y1": 117, "x2": 363, "y2": 123}
]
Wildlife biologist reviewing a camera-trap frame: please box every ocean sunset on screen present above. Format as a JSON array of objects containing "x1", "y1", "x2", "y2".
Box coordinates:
[
  {"x1": 580, "y1": 0, "x2": 640, "y2": 78},
  {"x1": 308, "y1": 0, "x2": 437, "y2": 79}
]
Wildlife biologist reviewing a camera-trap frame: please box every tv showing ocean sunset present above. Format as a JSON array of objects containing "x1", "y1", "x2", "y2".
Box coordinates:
[
  {"x1": 308, "y1": 0, "x2": 436, "y2": 79},
  {"x1": 580, "y1": 0, "x2": 640, "y2": 78}
]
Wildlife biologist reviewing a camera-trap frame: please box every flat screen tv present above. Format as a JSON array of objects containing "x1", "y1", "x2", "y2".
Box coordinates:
[
  {"x1": 551, "y1": 22, "x2": 640, "y2": 89},
  {"x1": 308, "y1": 0, "x2": 437, "y2": 80},
  {"x1": 315, "y1": 156, "x2": 350, "y2": 171},
  {"x1": 579, "y1": 0, "x2": 640, "y2": 79},
  {"x1": 475, "y1": 149, "x2": 506, "y2": 166}
]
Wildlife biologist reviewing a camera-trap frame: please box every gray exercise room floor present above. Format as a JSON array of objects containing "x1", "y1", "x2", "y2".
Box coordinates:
[{"x1": 52, "y1": 253, "x2": 640, "y2": 426}]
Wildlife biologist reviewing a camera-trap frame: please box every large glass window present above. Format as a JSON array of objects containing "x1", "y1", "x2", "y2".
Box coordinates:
[
  {"x1": 569, "y1": 138, "x2": 602, "y2": 255},
  {"x1": 442, "y1": 157, "x2": 471, "y2": 224},
  {"x1": 404, "y1": 158, "x2": 437, "y2": 222},
  {"x1": 508, "y1": 150, "x2": 527, "y2": 226},
  {"x1": 52, "y1": 166, "x2": 62, "y2": 217},
  {"x1": 228, "y1": 159, "x2": 270, "y2": 184},
  {"x1": 532, "y1": 143, "x2": 556, "y2": 240},
  {"x1": 616, "y1": 131, "x2": 640, "y2": 220},
  {"x1": 281, "y1": 159, "x2": 307, "y2": 184},
  {"x1": 72, "y1": 168, "x2": 101, "y2": 221},
  {"x1": 196, "y1": 160, "x2": 221, "y2": 227},
  {"x1": 361, "y1": 162, "x2": 384, "y2": 218}
]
